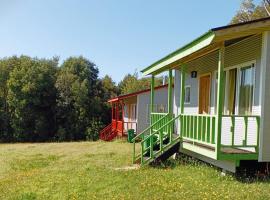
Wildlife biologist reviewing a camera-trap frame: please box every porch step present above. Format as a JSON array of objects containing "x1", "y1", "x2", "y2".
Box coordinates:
[{"x1": 142, "y1": 137, "x2": 181, "y2": 165}]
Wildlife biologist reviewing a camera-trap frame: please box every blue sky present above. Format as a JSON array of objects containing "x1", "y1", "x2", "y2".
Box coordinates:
[{"x1": 0, "y1": 0, "x2": 252, "y2": 82}]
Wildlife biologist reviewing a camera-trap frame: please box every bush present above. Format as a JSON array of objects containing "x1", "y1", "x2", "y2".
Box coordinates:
[{"x1": 85, "y1": 119, "x2": 104, "y2": 141}]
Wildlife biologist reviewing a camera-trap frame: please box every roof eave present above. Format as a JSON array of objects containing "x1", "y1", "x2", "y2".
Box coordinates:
[{"x1": 141, "y1": 31, "x2": 215, "y2": 76}]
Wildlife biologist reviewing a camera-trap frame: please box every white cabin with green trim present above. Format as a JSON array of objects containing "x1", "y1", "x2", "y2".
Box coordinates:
[{"x1": 132, "y1": 17, "x2": 270, "y2": 173}]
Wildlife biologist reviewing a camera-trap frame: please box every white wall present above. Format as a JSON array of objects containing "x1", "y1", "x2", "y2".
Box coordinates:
[
  {"x1": 137, "y1": 86, "x2": 174, "y2": 133},
  {"x1": 259, "y1": 31, "x2": 270, "y2": 162}
]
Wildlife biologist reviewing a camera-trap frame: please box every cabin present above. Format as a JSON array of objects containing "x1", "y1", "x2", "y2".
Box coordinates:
[
  {"x1": 99, "y1": 84, "x2": 173, "y2": 141},
  {"x1": 132, "y1": 17, "x2": 270, "y2": 173}
]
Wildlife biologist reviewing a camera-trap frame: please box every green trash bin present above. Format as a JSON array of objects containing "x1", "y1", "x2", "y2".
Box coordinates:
[
  {"x1": 143, "y1": 134, "x2": 158, "y2": 150},
  {"x1": 127, "y1": 129, "x2": 135, "y2": 143}
]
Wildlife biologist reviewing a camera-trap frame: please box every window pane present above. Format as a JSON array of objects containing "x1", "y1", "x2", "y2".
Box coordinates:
[
  {"x1": 184, "y1": 86, "x2": 191, "y2": 103},
  {"x1": 239, "y1": 65, "x2": 254, "y2": 115},
  {"x1": 225, "y1": 68, "x2": 237, "y2": 115},
  {"x1": 215, "y1": 71, "x2": 226, "y2": 114}
]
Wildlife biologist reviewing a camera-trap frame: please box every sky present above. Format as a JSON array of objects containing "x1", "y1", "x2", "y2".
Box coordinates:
[{"x1": 0, "y1": 0, "x2": 255, "y2": 83}]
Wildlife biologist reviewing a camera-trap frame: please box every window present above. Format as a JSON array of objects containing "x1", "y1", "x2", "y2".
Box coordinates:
[
  {"x1": 124, "y1": 105, "x2": 128, "y2": 118},
  {"x1": 215, "y1": 62, "x2": 255, "y2": 115},
  {"x1": 214, "y1": 71, "x2": 226, "y2": 114},
  {"x1": 238, "y1": 65, "x2": 254, "y2": 115},
  {"x1": 184, "y1": 86, "x2": 191, "y2": 104},
  {"x1": 225, "y1": 68, "x2": 237, "y2": 115}
]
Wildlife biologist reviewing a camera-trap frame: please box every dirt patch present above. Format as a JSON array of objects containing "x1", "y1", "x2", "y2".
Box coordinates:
[{"x1": 114, "y1": 164, "x2": 140, "y2": 171}]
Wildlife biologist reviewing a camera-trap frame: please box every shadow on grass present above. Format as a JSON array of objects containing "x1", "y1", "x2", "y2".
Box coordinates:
[{"x1": 150, "y1": 154, "x2": 270, "y2": 183}]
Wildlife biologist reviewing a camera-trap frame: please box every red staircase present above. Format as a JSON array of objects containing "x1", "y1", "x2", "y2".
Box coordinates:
[{"x1": 99, "y1": 123, "x2": 117, "y2": 141}]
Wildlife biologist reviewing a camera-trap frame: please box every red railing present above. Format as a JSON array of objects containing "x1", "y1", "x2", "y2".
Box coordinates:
[{"x1": 99, "y1": 123, "x2": 117, "y2": 141}]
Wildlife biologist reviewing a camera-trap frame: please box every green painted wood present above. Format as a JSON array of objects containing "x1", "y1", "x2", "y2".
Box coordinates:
[
  {"x1": 141, "y1": 31, "x2": 215, "y2": 76},
  {"x1": 244, "y1": 116, "x2": 248, "y2": 146},
  {"x1": 256, "y1": 117, "x2": 260, "y2": 153},
  {"x1": 207, "y1": 117, "x2": 211, "y2": 143},
  {"x1": 150, "y1": 75, "x2": 155, "y2": 124},
  {"x1": 215, "y1": 45, "x2": 225, "y2": 159},
  {"x1": 211, "y1": 117, "x2": 216, "y2": 144},
  {"x1": 190, "y1": 116, "x2": 194, "y2": 139},
  {"x1": 168, "y1": 69, "x2": 173, "y2": 114},
  {"x1": 231, "y1": 116, "x2": 235, "y2": 147},
  {"x1": 198, "y1": 116, "x2": 202, "y2": 141},
  {"x1": 194, "y1": 116, "x2": 197, "y2": 140},
  {"x1": 180, "y1": 66, "x2": 186, "y2": 114}
]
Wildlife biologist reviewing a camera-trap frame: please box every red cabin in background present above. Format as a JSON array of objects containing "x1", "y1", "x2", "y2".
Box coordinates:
[
  {"x1": 99, "y1": 85, "x2": 169, "y2": 141},
  {"x1": 99, "y1": 95, "x2": 136, "y2": 141}
]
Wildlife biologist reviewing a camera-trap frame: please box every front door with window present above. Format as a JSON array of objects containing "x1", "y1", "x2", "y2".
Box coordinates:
[{"x1": 199, "y1": 74, "x2": 211, "y2": 114}]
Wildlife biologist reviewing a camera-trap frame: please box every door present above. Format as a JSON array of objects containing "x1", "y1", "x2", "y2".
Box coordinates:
[{"x1": 199, "y1": 74, "x2": 211, "y2": 114}]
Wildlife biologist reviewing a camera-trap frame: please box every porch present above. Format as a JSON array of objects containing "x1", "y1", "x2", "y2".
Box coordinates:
[
  {"x1": 111, "y1": 96, "x2": 138, "y2": 136},
  {"x1": 132, "y1": 30, "x2": 264, "y2": 165}
]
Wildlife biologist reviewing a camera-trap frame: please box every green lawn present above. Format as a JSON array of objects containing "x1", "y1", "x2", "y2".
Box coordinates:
[{"x1": 0, "y1": 140, "x2": 269, "y2": 200}]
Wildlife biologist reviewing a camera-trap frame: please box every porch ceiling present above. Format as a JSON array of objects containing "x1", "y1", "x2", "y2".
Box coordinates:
[{"x1": 141, "y1": 17, "x2": 270, "y2": 76}]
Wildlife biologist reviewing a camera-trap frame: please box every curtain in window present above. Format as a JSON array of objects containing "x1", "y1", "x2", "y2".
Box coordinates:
[
  {"x1": 227, "y1": 69, "x2": 237, "y2": 115},
  {"x1": 239, "y1": 65, "x2": 254, "y2": 115}
]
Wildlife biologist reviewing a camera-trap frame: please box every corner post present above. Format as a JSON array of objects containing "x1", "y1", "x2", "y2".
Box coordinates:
[
  {"x1": 150, "y1": 75, "x2": 155, "y2": 158},
  {"x1": 180, "y1": 65, "x2": 186, "y2": 114},
  {"x1": 150, "y1": 75, "x2": 155, "y2": 124},
  {"x1": 168, "y1": 69, "x2": 173, "y2": 141},
  {"x1": 179, "y1": 65, "x2": 186, "y2": 140},
  {"x1": 216, "y1": 44, "x2": 225, "y2": 159},
  {"x1": 168, "y1": 69, "x2": 173, "y2": 114}
]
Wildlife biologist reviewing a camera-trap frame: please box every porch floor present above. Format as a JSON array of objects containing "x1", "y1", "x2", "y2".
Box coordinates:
[{"x1": 182, "y1": 139, "x2": 256, "y2": 155}]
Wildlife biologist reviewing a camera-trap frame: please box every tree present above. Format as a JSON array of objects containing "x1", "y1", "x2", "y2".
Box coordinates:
[
  {"x1": 98, "y1": 75, "x2": 119, "y2": 125},
  {"x1": 7, "y1": 56, "x2": 58, "y2": 142},
  {"x1": 0, "y1": 56, "x2": 20, "y2": 141},
  {"x1": 100, "y1": 75, "x2": 118, "y2": 100},
  {"x1": 231, "y1": 0, "x2": 270, "y2": 24},
  {"x1": 263, "y1": 0, "x2": 270, "y2": 15},
  {"x1": 118, "y1": 72, "x2": 163, "y2": 95},
  {"x1": 55, "y1": 56, "x2": 102, "y2": 141}
]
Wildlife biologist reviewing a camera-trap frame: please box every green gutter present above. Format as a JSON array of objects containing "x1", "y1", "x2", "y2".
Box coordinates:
[{"x1": 141, "y1": 31, "x2": 215, "y2": 76}]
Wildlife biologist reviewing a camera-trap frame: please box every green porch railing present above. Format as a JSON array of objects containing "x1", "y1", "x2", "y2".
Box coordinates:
[
  {"x1": 180, "y1": 114, "x2": 260, "y2": 153},
  {"x1": 132, "y1": 113, "x2": 171, "y2": 163},
  {"x1": 181, "y1": 114, "x2": 216, "y2": 147}
]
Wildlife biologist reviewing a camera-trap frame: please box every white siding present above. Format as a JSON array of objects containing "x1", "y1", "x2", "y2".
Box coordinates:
[
  {"x1": 259, "y1": 31, "x2": 270, "y2": 161},
  {"x1": 137, "y1": 87, "x2": 174, "y2": 133}
]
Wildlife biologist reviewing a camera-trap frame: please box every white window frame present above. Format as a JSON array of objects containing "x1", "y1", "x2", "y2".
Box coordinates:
[
  {"x1": 184, "y1": 85, "x2": 191, "y2": 104},
  {"x1": 215, "y1": 60, "x2": 256, "y2": 115}
]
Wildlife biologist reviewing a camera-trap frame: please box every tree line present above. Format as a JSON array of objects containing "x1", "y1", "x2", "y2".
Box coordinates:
[{"x1": 0, "y1": 56, "x2": 162, "y2": 142}]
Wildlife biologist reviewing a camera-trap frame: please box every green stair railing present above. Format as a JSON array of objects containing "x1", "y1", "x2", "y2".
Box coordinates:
[
  {"x1": 132, "y1": 113, "x2": 171, "y2": 163},
  {"x1": 132, "y1": 114, "x2": 181, "y2": 165}
]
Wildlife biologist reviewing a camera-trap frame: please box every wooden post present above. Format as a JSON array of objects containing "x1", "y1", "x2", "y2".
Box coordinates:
[
  {"x1": 179, "y1": 65, "x2": 186, "y2": 140},
  {"x1": 168, "y1": 69, "x2": 173, "y2": 141},
  {"x1": 150, "y1": 75, "x2": 155, "y2": 158},
  {"x1": 180, "y1": 65, "x2": 186, "y2": 114},
  {"x1": 150, "y1": 75, "x2": 155, "y2": 116},
  {"x1": 121, "y1": 100, "x2": 124, "y2": 136},
  {"x1": 168, "y1": 69, "x2": 173, "y2": 114},
  {"x1": 111, "y1": 103, "x2": 114, "y2": 122},
  {"x1": 216, "y1": 44, "x2": 225, "y2": 159}
]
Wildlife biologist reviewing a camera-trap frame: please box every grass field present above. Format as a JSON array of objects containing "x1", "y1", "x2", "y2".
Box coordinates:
[{"x1": 0, "y1": 140, "x2": 270, "y2": 200}]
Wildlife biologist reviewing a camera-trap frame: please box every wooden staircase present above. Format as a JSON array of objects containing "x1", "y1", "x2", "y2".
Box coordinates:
[
  {"x1": 132, "y1": 114, "x2": 181, "y2": 165},
  {"x1": 99, "y1": 123, "x2": 117, "y2": 141}
]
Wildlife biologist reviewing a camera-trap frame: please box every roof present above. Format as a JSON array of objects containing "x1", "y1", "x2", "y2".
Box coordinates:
[
  {"x1": 141, "y1": 17, "x2": 270, "y2": 76},
  {"x1": 108, "y1": 84, "x2": 170, "y2": 103}
]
